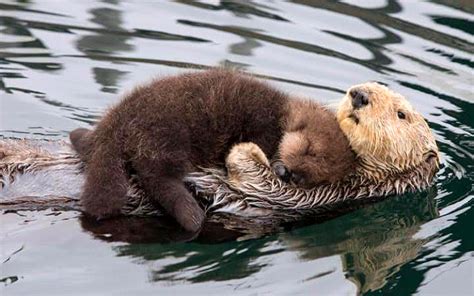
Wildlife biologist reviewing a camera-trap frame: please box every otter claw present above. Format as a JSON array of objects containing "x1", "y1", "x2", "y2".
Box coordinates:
[
  {"x1": 290, "y1": 173, "x2": 305, "y2": 186},
  {"x1": 273, "y1": 162, "x2": 292, "y2": 183}
]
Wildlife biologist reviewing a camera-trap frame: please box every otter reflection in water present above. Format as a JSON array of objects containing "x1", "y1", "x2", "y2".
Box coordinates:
[{"x1": 79, "y1": 189, "x2": 438, "y2": 294}]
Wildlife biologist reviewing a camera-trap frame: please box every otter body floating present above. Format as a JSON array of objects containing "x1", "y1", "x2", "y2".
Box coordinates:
[
  {"x1": 1, "y1": 81, "x2": 441, "y2": 220},
  {"x1": 0, "y1": 139, "x2": 438, "y2": 219}
]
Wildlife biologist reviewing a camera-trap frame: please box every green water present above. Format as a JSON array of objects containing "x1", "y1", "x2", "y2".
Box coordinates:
[{"x1": 0, "y1": 1, "x2": 472, "y2": 295}]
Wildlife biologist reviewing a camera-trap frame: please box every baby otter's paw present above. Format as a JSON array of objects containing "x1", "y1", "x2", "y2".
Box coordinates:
[
  {"x1": 271, "y1": 161, "x2": 306, "y2": 185},
  {"x1": 226, "y1": 142, "x2": 270, "y2": 185},
  {"x1": 227, "y1": 142, "x2": 270, "y2": 168},
  {"x1": 272, "y1": 161, "x2": 292, "y2": 183},
  {"x1": 82, "y1": 198, "x2": 123, "y2": 221},
  {"x1": 173, "y1": 200, "x2": 205, "y2": 233},
  {"x1": 69, "y1": 128, "x2": 93, "y2": 161}
]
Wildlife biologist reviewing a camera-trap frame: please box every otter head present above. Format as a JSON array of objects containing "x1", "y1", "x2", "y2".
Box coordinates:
[
  {"x1": 277, "y1": 100, "x2": 356, "y2": 188},
  {"x1": 337, "y1": 82, "x2": 440, "y2": 181}
]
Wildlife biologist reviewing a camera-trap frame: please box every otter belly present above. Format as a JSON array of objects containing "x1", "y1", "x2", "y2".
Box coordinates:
[{"x1": 1, "y1": 139, "x2": 436, "y2": 220}]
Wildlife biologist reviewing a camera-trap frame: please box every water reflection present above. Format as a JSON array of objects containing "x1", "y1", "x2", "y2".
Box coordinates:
[
  {"x1": 76, "y1": 2, "x2": 131, "y2": 93},
  {"x1": 0, "y1": 16, "x2": 61, "y2": 87},
  {"x1": 76, "y1": 7, "x2": 133, "y2": 54},
  {"x1": 78, "y1": 190, "x2": 439, "y2": 293},
  {"x1": 177, "y1": 18, "x2": 405, "y2": 74},
  {"x1": 175, "y1": 0, "x2": 289, "y2": 22},
  {"x1": 431, "y1": 0, "x2": 474, "y2": 14},
  {"x1": 1, "y1": 0, "x2": 473, "y2": 294},
  {"x1": 288, "y1": 190, "x2": 438, "y2": 294},
  {"x1": 291, "y1": 0, "x2": 474, "y2": 53}
]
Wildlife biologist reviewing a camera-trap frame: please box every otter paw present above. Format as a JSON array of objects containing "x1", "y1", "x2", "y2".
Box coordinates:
[
  {"x1": 226, "y1": 142, "x2": 270, "y2": 168},
  {"x1": 82, "y1": 204, "x2": 121, "y2": 221},
  {"x1": 272, "y1": 161, "x2": 292, "y2": 183},
  {"x1": 173, "y1": 201, "x2": 205, "y2": 233},
  {"x1": 226, "y1": 143, "x2": 271, "y2": 186},
  {"x1": 69, "y1": 128, "x2": 91, "y2": 146},
  {"x1": 69, "y1": 128, "x2": 93, "y2": 161}
]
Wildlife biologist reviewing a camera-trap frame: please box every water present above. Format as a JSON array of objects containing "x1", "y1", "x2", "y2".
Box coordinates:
[{"x1": 0, "y1": 1, "x2": 472, "y2": 295}]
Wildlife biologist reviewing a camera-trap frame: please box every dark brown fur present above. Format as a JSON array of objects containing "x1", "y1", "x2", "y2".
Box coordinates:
[
  {"x1": 69, "y1": 128, "x2": 93, "y2": 162},
  {"x1": 70, "y1": 69, "x2": 355, "y2": 232}
]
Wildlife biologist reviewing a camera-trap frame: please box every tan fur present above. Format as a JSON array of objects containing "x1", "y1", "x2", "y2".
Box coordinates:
[
  {"x1": 336, "y1": 82, "x2": 440, "y2": 181},
  {"x1": 226, "y1": 142, "x2": 270, "y2": 185}
]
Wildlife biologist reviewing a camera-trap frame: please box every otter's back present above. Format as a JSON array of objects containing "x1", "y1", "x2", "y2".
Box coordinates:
[{"x1": 97, "y1": 69, "x2": 289, "y2": 166}]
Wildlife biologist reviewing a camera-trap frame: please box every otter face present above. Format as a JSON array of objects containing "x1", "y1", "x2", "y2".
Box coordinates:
[
  {"x1": 278, "y1": 100, "x2": 356, "y2": 188},
  {"x1": 337, "y1": 82, "x2": 439, "y2": 177}
]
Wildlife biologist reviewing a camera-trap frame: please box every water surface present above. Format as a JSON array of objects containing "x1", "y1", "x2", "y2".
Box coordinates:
[{"x1": 0, "y1": 1, "x2": 473, "y2": 295}]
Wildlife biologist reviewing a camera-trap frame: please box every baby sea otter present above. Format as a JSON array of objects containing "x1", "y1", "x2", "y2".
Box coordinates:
[{"x1": 70, "y1": 69, "x2": 355, "y2": 232}]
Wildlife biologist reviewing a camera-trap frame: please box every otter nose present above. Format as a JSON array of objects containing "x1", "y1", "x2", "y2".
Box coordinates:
[{"x1": 350, "y1": 88, "x2": 369, "y2": 109}]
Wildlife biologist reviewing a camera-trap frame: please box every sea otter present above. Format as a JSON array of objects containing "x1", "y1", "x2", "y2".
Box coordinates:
[
  {"x1": 337, "y1": 82, "x2": 439, "y2": 182},
  {"x1": 1, "y1": 81, "x2": 439, "y2": 231},
  {"x1": 70, "y1": 69, "x2": 355, "y2": 232},
  {"x1": 220, "y1": 83, "x2": 440, "y2": 210}
]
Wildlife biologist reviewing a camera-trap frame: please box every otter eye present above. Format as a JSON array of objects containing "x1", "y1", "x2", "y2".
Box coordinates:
[{"x1": 397, "y1": 111, "x2": 406, "y2": 120}]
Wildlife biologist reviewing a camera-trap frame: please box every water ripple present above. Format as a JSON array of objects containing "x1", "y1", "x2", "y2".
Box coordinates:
[{"x1": 0, "y1": 1, "x2": 473, "y2": 295}]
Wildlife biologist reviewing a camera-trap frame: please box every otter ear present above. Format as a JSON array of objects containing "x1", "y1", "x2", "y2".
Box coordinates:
[
  {"x1": 422, "y1": 150, "x2": 441, "y2": 180},
  {"x1": 424, "y1": 150, "x2": 440, "y2": 167}
]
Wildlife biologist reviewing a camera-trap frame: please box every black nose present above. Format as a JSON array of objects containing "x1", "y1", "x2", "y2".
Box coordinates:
[{"x1": 350, "y1": 88, "x2": 369, "y2": 109}]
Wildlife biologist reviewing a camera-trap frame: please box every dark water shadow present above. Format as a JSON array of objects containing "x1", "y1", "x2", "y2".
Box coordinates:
[
  {"x1": 291, "y1": 0, "x2": 474, "y2": 54},
  {"x1": 0, "y1": 17, "x2": 62, "y2": 76},
  {"x1": 79, "y1": 189, "x2": 438, "y2": 292},
  {"x1": 175, "y1": 0, "x2": 290, "y2": 22},
  {"x1": 176, "y1": 19, "x2": 408, "y2": 75}
]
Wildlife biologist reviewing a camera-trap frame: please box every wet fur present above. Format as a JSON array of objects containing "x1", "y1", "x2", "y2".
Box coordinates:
[
  {"x1": 71, "y1": 69, "x2": 355, "y2": 231},
  {"x1": 279, "y1": 100, "x2": 355, "y2": 187},
  {"x1": 337, "y1": 82, "x2": 439, "y2": 181},
  {"x1": 69, "y1": 128, "x2": 93, "y2": 162}
]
